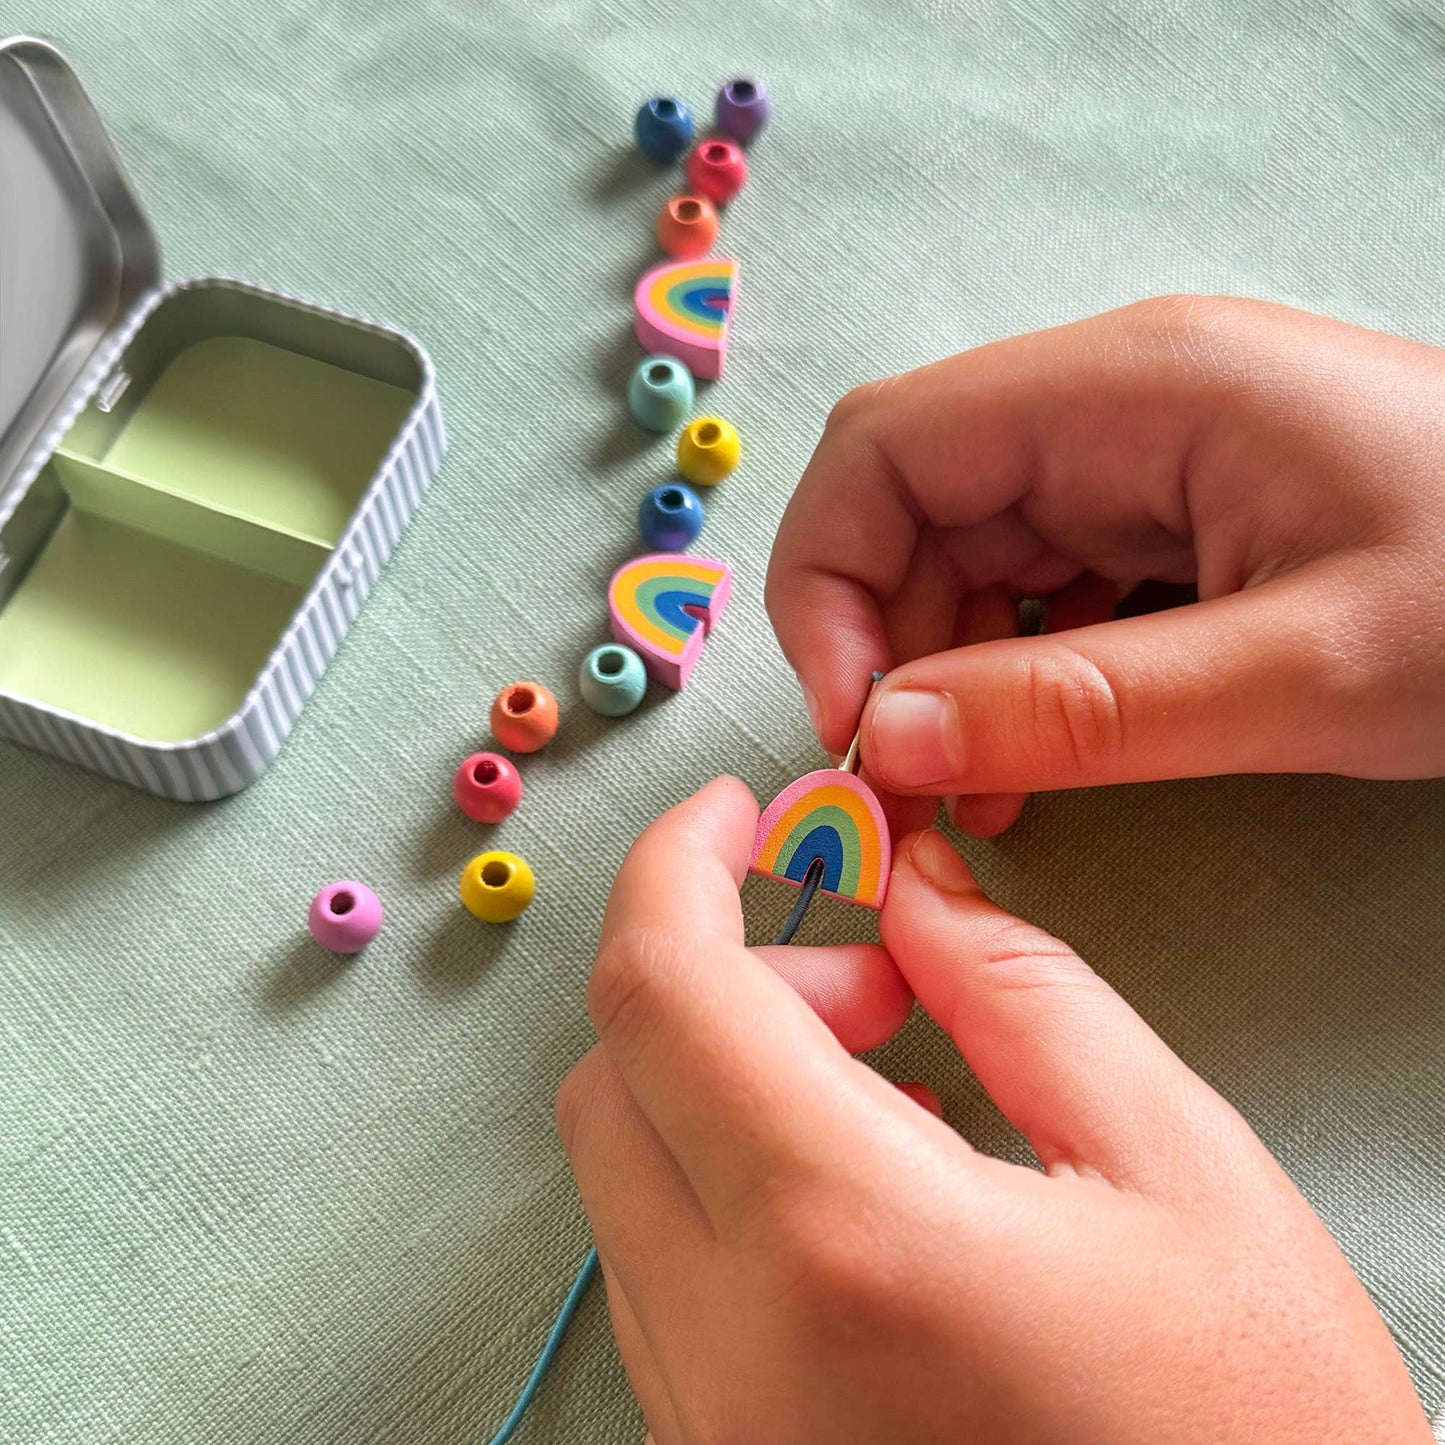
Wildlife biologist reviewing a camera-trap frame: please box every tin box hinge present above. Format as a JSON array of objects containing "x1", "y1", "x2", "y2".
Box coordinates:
[
  {"x1": 336, "y1": 545, "x2": 362, "y2": 590},
  {"x1": 95, "y1": 367, "x2": 131, "y2": 413}
]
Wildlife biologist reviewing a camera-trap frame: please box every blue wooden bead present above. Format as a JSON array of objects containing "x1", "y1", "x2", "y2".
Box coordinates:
[
  {"x1": 579, "y1": 644, "x2": 649, "y2": 717},
  {"x1": 634, "y1": 96, "x2": 694, "y2": 162},
  {"x1": 637, "y1": 483, "x2": 704, "y2": 551},
  {"x1": 627, "y1": 354, "x2": 695, "y2": 433}
]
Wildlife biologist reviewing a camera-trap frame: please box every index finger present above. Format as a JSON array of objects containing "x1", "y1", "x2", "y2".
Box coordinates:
[
  {"x1": 763, "y1": 296, "x2": 1232, "y2": 754},
  {"x1": 589, "y1": 777, "x2": 965, "y2": 1226}
]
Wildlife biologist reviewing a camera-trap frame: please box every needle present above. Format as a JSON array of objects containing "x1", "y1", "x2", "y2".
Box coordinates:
[{"x1": 838, "y1": 671, "x2": 885, "y2": 776}]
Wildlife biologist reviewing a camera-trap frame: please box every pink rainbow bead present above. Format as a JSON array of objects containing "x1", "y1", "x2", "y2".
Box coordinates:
[{"x1": 308, "y1": 881, "x2": 384, "y2": 954}]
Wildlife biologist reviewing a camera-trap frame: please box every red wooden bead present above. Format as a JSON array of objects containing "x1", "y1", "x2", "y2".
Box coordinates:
[
  {"x1": 656, "y1": 194, "x2": 719, "y2": 259},
  {"x1": 453, "y1": 751, "x2": 523, "y2": 823},
  {"x1": 490, "y1": 681, "x2": 559, "y2": 753},
  {"x1": 685, "y1": 139, "x2": 747, "y2": 206}
]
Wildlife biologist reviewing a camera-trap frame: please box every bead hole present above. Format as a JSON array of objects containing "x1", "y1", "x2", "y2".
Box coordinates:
[
  {"x1": 696, "y1": 422, "x2": 721, "y2": 446},
  {"x1": 704, "y1": 142, "x2": 729, "y2": 162},
  {"x1": 506, "y1": 687, "x2": 535, "y2": 715},
  {"x1": 647, "y1": 363, "x2": 672, "y2": 384},
  {"x1": 659, "y1": 488, "x2": 685, "y2": 511},
  {"x1": 597, "y1": 649, "x2": 626, "y2": 677},
  {"x1": 676, "y1": 198, "x2": 702, "y2": 221},
  {"x1": 656, "y1": 98, "x2": 677, "y2": 117},
  {"x1": 729, "y1": 80, "x2": 757, "y2": 102},
  {"x1": 473, "y1": 758, "x2": 499, "y2": 785},
  {"x1": 482, "y1": 860, "x2": 512, "y2": 888},
  {"x1": 330, "y1": 890, "x2": 355, "y2": 916}
]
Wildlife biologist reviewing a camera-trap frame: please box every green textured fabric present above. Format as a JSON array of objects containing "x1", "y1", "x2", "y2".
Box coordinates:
[{"x1": 3, "y1": 3, "x2": 1443, "y2": 1440}]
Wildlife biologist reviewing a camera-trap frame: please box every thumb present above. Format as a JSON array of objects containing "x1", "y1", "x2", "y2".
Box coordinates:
[
  {"x1": 881, "y1": 830, "x2": 1259, "y2": 1191},
  {"x1": 862, "y1": 567, "x2": 1361, "y2": 795}
]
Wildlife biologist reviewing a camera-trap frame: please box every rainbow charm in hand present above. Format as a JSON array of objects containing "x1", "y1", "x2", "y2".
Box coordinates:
[
  {"x1": 749, "y1": 769, "x2": 891, "y2": 910},
  {"x1": 633, "y1": 257, "x2": 738, "y2": 380},
  {"x1": 608, "y1": 552, "x2": 733, "y2": 690}
]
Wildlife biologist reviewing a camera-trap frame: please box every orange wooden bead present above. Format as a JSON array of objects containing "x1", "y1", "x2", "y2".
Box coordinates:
[
  {"x1": 656, "y1": 194, "x2": 719, "y2": 259},
  {"x1": 490, "y1": 681, "x2": 558, "y2": 753}
]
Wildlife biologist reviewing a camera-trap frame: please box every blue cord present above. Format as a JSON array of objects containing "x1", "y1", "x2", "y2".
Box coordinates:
[
  {"x1": 487, "y1": 857, "x2": 826, "y2": 1440},
  {"x1": 771, "y1": 856, "x2": 826, "y2": 946},
  {"x1": 487, "y1": 1245, "x2": 600, "y2": 1444}
]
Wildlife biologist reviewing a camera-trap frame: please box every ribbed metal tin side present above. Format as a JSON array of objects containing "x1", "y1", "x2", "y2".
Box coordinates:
[{"x1": 0, "y1": 275, "x2": 446, "y2": 801}]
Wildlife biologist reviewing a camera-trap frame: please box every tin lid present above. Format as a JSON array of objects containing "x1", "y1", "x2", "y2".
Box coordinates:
[{"x1": 0, "y1": 36, "x2": 160, "y2": 497}]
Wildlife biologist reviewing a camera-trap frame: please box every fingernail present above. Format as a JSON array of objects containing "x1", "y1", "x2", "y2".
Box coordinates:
[
  {"x1": 906, "y1": 830, "x2": 975, "y2": 894},
  {"x1": 868, "y1": 689, "x2": 960, "y2": 787},
  {"x1": 798, "y1": 676, "x2": 824, "y2": 742}
]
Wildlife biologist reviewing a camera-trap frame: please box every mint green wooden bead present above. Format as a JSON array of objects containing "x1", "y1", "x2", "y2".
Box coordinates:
[
  {"x1": 579, "y1": 644, "x2": 648, "y2": 717},
  {"x1": 627, "y1": 355, "x2": 696, "y2": 433}
]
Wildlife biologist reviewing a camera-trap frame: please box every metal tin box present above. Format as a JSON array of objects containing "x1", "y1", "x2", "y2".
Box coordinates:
[{"x1": 0, "y1": 37, "x2": 445, "y2": 800}]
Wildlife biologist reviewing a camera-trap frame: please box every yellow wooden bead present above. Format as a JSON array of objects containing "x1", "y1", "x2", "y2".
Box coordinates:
[
  {"x1": 459, "y1": 850, "x2": 536, "y2": 922},
  {"x1": 676, "y1": 416, "x2": 741, "y2": 487}
]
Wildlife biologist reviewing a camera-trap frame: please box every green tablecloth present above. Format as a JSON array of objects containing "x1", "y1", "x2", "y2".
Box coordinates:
[{"x1": 3, "y1": 3, "x2": 1442, "y2": 1439}]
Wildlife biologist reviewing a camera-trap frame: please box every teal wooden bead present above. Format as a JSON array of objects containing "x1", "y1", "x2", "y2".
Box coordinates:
[
  {"x1": 627, "y1": 355, "x2": 696, "y2": 433},
  {"x1": 579, "y1": 644, "x2": 648, "y2": 717}
]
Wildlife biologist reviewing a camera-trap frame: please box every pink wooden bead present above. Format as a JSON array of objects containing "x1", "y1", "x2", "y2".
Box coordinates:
[
  {"x1": 685, "y1": 138, "x2": 747, "y2": 205},
  {"x1": 308, "y1": 881, "x2": 384, "y2": 954},
  {"x1": 454, "y1": 751, "x2": 523, "y2": 823}
]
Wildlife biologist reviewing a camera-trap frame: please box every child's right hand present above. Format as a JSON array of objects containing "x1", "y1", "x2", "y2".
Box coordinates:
[{"x1": 766, "y1": 296, "x2": 1445, "y2": 834}]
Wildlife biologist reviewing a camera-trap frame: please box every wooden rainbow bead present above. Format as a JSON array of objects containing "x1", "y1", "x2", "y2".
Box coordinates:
[
  {"x1": 490, "y1": 681, "x2": 558, "y2": 753},
  {"x1": 459, "y1": 850, "x2": 535, "y2": 923},
  {"x1": 676, "y1": 416, "x2": 740, "y2": 487},
  {"x1": 308, "y1": 880, "x2": 383, "y2": 954},
  {"x1": 627, "y1": 354, "x2": 695, "y2": 433},
  {"x1": 608, "y1": 553, "x2": 733, "y2": 690},
  {"x1": 638, "y1": 482, "x2": 704, "y2": 550},
  {"x1": 656, "y1": 194, "x2": 719, "y2": 259},
  {"x1": 750, "y1": 769, "x2": 891, "y2": 909},
  {"x1": 579, "y1": 643, "x2": 648, "y2": 717},
  {"x1": 634, "y1": 255, "x2": 738, "y2": 383},
  {"x1": 453, "y1": 751, "x2": 522, "y2": 823},
  {"x1": 685, "y1": 138, "x2": 747, "y2": 205},
  {"x1": 634, "y1": 95, "x2": 693, "y2": 162},
  {"x1": 715, "y1": 78, "x2": 771, "y2": 144}
]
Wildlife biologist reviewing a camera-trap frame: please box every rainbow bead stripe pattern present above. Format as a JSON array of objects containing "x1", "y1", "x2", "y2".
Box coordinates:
[
  {"x1": 607, "y1": 552, "x2": 733, "y2": 690},
  {"x1": 749, "y1": 769, "x2": 891, "y2": 910},
  {"x1": 633, "y1": 257, "x2": 738, "y2": 380}
]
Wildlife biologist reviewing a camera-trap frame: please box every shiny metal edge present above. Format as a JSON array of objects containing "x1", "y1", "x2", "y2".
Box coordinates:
[{"x1": 0, "y1": 35, "x2": 161, "y2": 507}]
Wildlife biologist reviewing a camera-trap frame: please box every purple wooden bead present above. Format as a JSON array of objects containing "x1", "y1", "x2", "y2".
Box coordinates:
[
  {"x1": 308, "y1": 880, "x2": 383, "y2": 954},
  {"x1": 715, "y1": 78, "x2": 770, "y2": 144}
]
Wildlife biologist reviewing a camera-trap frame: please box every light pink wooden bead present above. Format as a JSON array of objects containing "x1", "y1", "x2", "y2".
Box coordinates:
[{"x1": 308, "y1": 881, "x2": 383, "y2": 954}]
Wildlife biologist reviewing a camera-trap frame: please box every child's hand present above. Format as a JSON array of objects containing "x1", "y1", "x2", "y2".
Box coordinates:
[
  {"x1": 767, "y1": 296, "x2": 1445, "y2": 835},
  {"x1": 557, "y1": 779, "x2": 1429, "y2": 1444}
]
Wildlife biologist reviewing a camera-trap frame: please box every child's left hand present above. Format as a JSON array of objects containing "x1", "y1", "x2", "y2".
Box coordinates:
[{"x1": 557, "y1": 777, "x2": 1429, "y2": 1445}]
